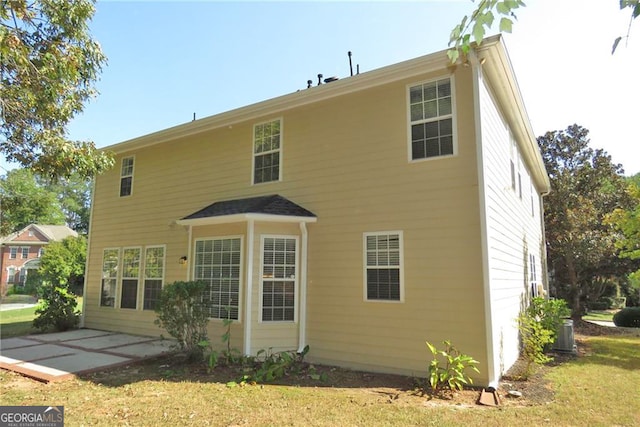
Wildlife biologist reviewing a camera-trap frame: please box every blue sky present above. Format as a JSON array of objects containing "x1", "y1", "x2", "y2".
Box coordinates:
[{"x1": 3, "y1": 0, "x2": 639, "y2": 175}]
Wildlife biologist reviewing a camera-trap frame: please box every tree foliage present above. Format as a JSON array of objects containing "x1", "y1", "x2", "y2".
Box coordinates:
[
  {"x1": 449, "y1": 0, "x2": 639, "y2": 62},
  {"x1": 38, "y1": 234, "x2": 87, "y2": 291},
  {"x1": 0, "y1": 168, "x2": 64, "y2": 235},
  {"x1": 0, "y1": 168, "x2": 92, "y2": 235},
  {"x1": 0, "y1": 0, "x2": 113, "y2": 179},
  {"x1": 608, "y1": 176, "x2": 640, "y2": 261},
  {"x1": 538, "y1": 124, "x2": 634, "y2": 317}
]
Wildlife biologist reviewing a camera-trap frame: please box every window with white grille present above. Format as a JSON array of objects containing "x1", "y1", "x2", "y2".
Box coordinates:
[
  {"x1": 409, "y1": 78, "x2": 454, "y2": 160},
  {"x1": 261, "y1": 236, "x2": 297, "y2": 322},
  {"x1": 120, "y1": 247, "x2": 141, "y2": 309},
  {"x1": 143, "y1": 246, "x2": 165, "y2": 311},
  {"x1": 120, "y1": 156, "x2": 134, "y2": 197},
  {"x1": 253, "y1": 119, "x2": 281, "y2": 184},
  {"x1": 101, "y1": 248, "x2": 119, "y2": 307},
  {"x1": 364, "y1": 232, "x2": 403, "y2": 302}
]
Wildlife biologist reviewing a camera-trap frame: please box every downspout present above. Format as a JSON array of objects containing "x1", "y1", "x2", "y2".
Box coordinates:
[
  {"x1": 538, "y1": 192, "x2": 550, "y2": 297},
  {"x1": 80, "y1": 179, "x2": 98, "y2": 328},
  {"x1": 470, "y1": 53, "x2": 498, "y2": 388},
  {"x1": 243, "y1": 219, "x2": 255, "y2": 356},
  {"x1": 186, "y1": 225, "x2": 193, "y2": 280},
  {"x1": 297, "y1": 222, "x2": 308, "y2": 353}
]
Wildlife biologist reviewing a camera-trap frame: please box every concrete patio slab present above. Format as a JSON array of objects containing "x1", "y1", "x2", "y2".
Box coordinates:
[{"x1": 0, "y1": 329, "x2": 176, "y2": 383}]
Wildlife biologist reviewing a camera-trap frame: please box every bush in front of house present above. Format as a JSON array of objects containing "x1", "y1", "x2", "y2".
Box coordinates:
[
  {"x1": 612, "y1": 307, "x2": 640, "y2": 327},
  {"x1": 154, "y1": 280, "x2": 210, "y2": 360},
  {"x1": 33, "y1": 285, "x2": 80, "y2": 332}
]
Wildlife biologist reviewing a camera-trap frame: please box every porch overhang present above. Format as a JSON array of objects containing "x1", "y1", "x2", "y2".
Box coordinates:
[{"x1": 175, "y1": 194, "x2": 317, "y2": 226}]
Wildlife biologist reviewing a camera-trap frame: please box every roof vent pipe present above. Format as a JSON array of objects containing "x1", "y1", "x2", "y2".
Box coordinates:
[
  {"x1": 307, "y1": 80, "x2": 313, "y2": 89},
  {"x1": 348, "y1": 51, "x2": 353, "y2": 76},
  {"x1": 317, "y1": 74, "x2": 323, "y2": 85}
]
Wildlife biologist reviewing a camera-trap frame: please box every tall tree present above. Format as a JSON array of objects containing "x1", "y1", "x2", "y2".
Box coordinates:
[
  {"x1": 0, "y1": 168, "x2": 64, "y2": 235},
  {"x1": 608, "y1": 174, "x2": 640, "y2": 261},
  {"x1": 47, "y1": 174, "x2": 92, "y2": 233},
  {"x1": 0, "y1": 0, "x2": 113, "y2": 179},
  {"x1": 538, "y1": 124, "x2": 632, "y2": 317},
  {"x1": 38, "y1": 234, "x2": 87, "y2": 290}
]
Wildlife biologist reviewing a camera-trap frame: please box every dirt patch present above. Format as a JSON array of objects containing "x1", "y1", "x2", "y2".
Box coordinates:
[{"x1": 2, "y1": 320, "x2": 633, "y2": 409}]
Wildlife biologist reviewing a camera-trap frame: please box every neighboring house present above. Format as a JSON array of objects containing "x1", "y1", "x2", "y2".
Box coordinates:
[
  {"x1": 0, "y1": 224, "x2": 78, "y2": 294},
  {"x1": 83, "y1": 35, "x2": 550, "y2": 387}
]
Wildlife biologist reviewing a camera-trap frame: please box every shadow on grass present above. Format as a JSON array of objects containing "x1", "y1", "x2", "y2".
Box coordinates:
[{"x1": 576, "y1": 336, "x2": 640, "y2": 371}]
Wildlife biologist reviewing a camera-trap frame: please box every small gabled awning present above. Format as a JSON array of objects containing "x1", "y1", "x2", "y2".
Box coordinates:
[{"x1": 175, "y1": 194, "x2": 317, "y2": 226}]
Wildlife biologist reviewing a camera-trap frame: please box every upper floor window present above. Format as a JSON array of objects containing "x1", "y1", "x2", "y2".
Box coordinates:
[
  {"x1": 253, "y1": 119, "x2": 281, "y2": 184},
  {"x1": 120, "y1": 156, "x2": 134, "y2": 197},
  {"x1": 38, "y1": 248, "x2": 45, "y2": 258},
  {"x1": 9, "y1": 247, "x2": 17, "y2": 259},
  {"x1": 409, "y1": 78, "x2": 454, "y2": 160},
  {"x1": 21, "y1": 247, "x2": 29, "y2": 259},
  {"x1": 364, "y1": 231, "x2": 404, "y2": 302}
]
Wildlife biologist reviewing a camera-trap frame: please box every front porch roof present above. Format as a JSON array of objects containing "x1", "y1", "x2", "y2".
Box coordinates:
[{"x1": 175, "y1": 194, "x2": 317, "y2": 226}]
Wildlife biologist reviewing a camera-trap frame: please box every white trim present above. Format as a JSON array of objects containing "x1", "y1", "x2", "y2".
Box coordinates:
[
  {"x1": 258, "y1": 234, "x2": 299, "y2": 323},
  {"x1": 472, "y1": 57, "x2": 498, "y2": 389},
  {"x1": 141, "y1": 244, "x2": 166, "y2": 311},
  {"x1": 251, "y1": 117, "x2": 283, "y2": 185},
  {"x1": 100, "y1": 247, "x2": 120, "y2": 308},
  {"x1": 297, "y1": 222, "x2": 309, "y2": 353},
  {"x1": 81, "y1": 179, "x2": 97, "y2": 327},
  {"x1": 406, "y1": 75, "x2": 458, "y2": 163},
  {"x1": 120, "y1": 246, "x2": 142, "y2": 310},
  {"x1": 119, "y1": 155, "x2": 135, "y2": 197},
  {"x1": 186, "y1": 225, "x2": 193, "y2": 281},
  {"x1": 244, "y1": 220, "x2": 255, "y2": 356},
  {"x1": 362, "y1": 230, "x2": 405, "y2": 303},
  {"x1": 192, "y1": 235, "x2": 244, "y2": 322},
  {"x1": 176, "y1": 213, "x2": 317, "y2": 227}
]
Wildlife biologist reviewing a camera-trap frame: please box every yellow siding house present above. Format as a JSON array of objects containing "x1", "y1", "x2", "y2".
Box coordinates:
[{"x1": 83, "y1": 35, "x2": 550, "y2": 387}]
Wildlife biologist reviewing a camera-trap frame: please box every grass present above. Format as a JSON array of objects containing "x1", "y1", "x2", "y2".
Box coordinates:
[
  {"x1": 0, "y1": 296, "x2": 84, "y2": 338},
  {"x1": 583, "y1": 310, "x2": 616, "y2": 322},
  {"x1": 1, "y1": 331, "x2": 639, "y2": 426}
]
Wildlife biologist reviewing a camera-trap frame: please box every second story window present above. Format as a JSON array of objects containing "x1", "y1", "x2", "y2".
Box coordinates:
[
  {"x1": 21, "y1": 247, "x2": 29, "y2": 259},
  {"x1": 9, "y1": 247, "x2": 17, "y2": 259},
  {"x1": 253, "y1": 119, "x2": 281, "y2": 184},
  {"x1": 409, "y1": 78, "x2": 454, "y2": 161},
  {"x1": 120, "y1": 156, "x2": 134, "y2": 197}
]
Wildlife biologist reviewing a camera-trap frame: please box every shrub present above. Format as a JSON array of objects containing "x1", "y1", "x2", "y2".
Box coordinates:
[
  {"x1": 425, "y1": 340, "x2": 479, "y2": 396},
  {"x1": 613, "y1": 307, "x2": 640, "y2": 327},
  {"x1": 588, "y1": 298, "x2": 612, "y2": 311},
  {"x1": 33, "y1": 286, "x2": 80, "y2": 332},
  {"x1": 154, "y1": 280, "x2": 209, "y2": 360}
]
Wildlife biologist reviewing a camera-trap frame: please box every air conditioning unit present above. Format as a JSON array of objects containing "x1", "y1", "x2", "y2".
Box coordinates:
[{"x1": 552, "y1": 319, "x2": 577, "y2": 354}]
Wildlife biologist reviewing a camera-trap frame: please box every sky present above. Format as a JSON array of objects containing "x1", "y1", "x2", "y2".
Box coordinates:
[{"x1": 3, "y1": 0, "x2": 639, "y2": 175}]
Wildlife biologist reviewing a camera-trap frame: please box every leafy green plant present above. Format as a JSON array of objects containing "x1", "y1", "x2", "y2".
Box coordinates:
[
  {"x1": 198, "y1": 317, "x2": 241, "y2": 372},
  {"x1": 425, "y1": 340, "x2": 479, "y2": 396},
  {"x1": 613, "y1": 307, "x2": 640, "y2": 327},
  {"x1": 241, "y1": 345, "x2": 310, "y2": 384},
  {"x1": 516, "y1": 297, "x2": 570, "y2": 379},
  {"x1": 32, "y1": 285, "x2": 79, "y2": 332},
  {"x1": 154, "y1": 280, "x2": 209, "y2": 360}
]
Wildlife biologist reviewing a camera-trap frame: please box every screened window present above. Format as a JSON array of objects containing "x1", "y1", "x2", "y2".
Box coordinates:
[
  {"x1": 194, "y1": 238, "x2": 241, "y2": 320},
  {"x1": 120, "y1": 248, "x2": 141, "y2": 309},
  {"x1": 120, "y1": 156, "x2": 134, "y2": 197},
  {"x1": 364, "y1": 232, "x2": 403, "y2": 301},
  {"x1": 9, "y1": 247, "x2": 17, "y2": 259},
  {"x1": 143, "y1": 246, "x2": 165, "y2": 311},
  {"x1": 253, "y1": 119, "x2": 281, "y2": 184},
  {"x1": 261, "y1": 237, "x2": 297, "y2": 322},
  {"x1": 409, "y1": 78, "x2": 454, "y2": 160},
  {"x1": 101, "y1": 249, "x2": 119, "y2": 307},
  {"x1": 21, "y1": 247, "x2": 29, "y2": 259}
]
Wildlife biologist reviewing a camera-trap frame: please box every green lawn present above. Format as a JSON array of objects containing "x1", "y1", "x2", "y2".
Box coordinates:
[
  {"x1": 0, "y1": 297, "x2": 84, "y2": 338},
  {"x1": 583, "y1": 310, "x2": 616, "y2": 322},
  {"x1": 1, "y1": 329, "x2": 639, "y2": 426}
]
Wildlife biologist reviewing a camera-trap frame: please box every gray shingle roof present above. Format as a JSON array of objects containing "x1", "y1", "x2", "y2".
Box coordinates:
[{"x1": 181, "y1": 195, "x2": 316, "y2": 221}]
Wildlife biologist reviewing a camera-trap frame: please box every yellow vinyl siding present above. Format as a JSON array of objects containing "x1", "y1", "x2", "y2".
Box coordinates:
[{"x1": 86, "y1": 64, "x2": 489, "y2": 381}]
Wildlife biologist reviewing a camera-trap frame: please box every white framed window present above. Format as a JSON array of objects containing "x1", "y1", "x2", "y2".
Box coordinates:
[
  {"x1": 18, "y1": 268, "x2": 26, "y2": 285},
  {"x1": 21, "y1": 247, "x2": 29, "y2": 259},
  {"x1": 143, "y1": 246, "x2": 165, "y2": 311},
  {"x1": 100, "y1": 248, "x2": 119, "y2": 307},
  {"x1": 38, "y1": 247, "x2": 45, "y2": 258},
  {"x1": 408, "y1": 77, "x2": 455, "y2": 161},
  {"x1": 120, "y1": 156, "x2": 134, "y2": 197},
  {"x1": 9, "y1": 247, "x2": 17, "y2": 259},
  {"x1": 253, "y1": 118, "x2": 282, "y2": 184},
  {"x1": 194, "y1": 237, "x2": 242, "y2": 320},
  {"x1": 364, "y1": 231, "x2": 404, "y2": 302},
  {"x1": 260, "y1": 236, "x2": 298, "y2": 322},
  {"x1": 7, "y1": 267, "x2": 16, "y2": 283},
  {"x1": 120, "y1": 247, "x2": 141, "y2": 309},
  {"x1": 509, "y1": 133, "x2": 517, "y2": 191},
  {"x1": 529, "y1": 253, "x2": 538, "y2": 297}
]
